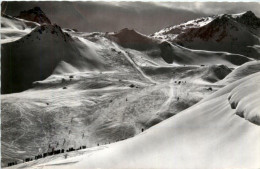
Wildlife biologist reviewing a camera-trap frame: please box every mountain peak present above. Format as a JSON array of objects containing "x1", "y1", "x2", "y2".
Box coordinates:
[
  {"x1": 114, "y1": 28, "x2": 146, "y2": 39},
  {"x1": 17, "y1": 7, "x2": 51, "y2": 24},
  {"x1": 108, "y1": 28, "x2": 156, "y2": 51},
  {"x1": 242, "y1": 11, "x2": 255, "y2": 17},
  {"x1": 118, "y1": 28, "x2": 138, "y2": 34},
  {"x1": 205, "y1": 11, "x2": 260, "y2": 29},
  {"x1": 235, "y1": 11, "x2": 260, "y2": 28},
  {"x1": 30, "y1": 24, "x2": 72, "y2": 42}
]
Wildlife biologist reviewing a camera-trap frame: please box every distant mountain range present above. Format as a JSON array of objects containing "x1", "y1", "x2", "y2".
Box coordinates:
[{"x1": 2, "y1": 8, "x2": 260, "y2": 94}]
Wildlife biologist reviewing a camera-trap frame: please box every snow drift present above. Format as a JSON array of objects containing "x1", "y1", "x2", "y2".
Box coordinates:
[
  {"x1": 219, "y1": 60, "x2": 260, "y2": 84},
  {"x1": 228, "y1": 76, "x2": 260, "y2": 125}
]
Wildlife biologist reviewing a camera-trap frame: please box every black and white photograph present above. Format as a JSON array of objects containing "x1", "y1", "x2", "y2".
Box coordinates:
[{"x1": 1, "y1": 1, "x2": 260, "y2": 168}]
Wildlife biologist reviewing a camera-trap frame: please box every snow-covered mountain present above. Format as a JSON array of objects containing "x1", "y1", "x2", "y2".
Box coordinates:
[
  {"x1": 153, "y1": 11, "x2": 260, "y2": 59},
  {"x1": 5, "y1": 10, "x2": 252, "y2": 94},
  {"x1": 1, "y1": 22, "x2": 108, "y2": 94},
  {"x1": 1, "y1": 8, "x2": 260, "y2": 168}
]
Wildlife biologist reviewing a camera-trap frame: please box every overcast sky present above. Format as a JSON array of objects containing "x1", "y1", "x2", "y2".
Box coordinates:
[{"x1": 2, "y1": 1, "x2": 260, "y2": 34}]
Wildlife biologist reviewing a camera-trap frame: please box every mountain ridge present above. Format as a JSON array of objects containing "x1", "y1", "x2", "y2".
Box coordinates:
[{"x1": 152, "y1": 11, "x2": 260, "y2": 59}]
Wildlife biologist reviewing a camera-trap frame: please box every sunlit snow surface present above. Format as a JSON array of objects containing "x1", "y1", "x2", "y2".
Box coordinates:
[{"x1": 11, "y1": 73, "x2": 260, "y2": 169}]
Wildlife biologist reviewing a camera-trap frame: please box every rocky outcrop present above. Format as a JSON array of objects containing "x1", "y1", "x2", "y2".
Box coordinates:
[{"x1": 17, "y1": 7, "x2": 51, "y2": 24}]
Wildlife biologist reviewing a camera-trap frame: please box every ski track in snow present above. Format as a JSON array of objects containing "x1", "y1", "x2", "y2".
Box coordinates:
[
  {"x1": 114, "y1": 44, "x2": 157, "y2": 84},
  {"x1": 155, "y1": 79, "x2": 174, "y2": 115}
]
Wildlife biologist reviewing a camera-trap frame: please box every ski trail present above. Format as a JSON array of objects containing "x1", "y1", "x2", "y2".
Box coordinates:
[
  {"x1": 155, "y1": 79, "x2": 174, "y2": 115},
  {"x1": 10, "y1": 131, "x2": 26, "y2": 146},
  {"x1": 124, "y1": 51, "x2": 156, "y2": 84},
  {"x1": 76, "y1": 36, "x2": 156, "y2": 84},
  {"x1": 114, "y1": 45, "x2": 157, "y2": 84}
]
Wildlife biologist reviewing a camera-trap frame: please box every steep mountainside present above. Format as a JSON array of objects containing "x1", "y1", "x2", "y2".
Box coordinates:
[{"x1": 153, "y1": 11, "x2": 260, "y2": 59}]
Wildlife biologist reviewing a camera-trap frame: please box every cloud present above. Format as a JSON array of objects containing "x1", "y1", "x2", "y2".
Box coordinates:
[
  {"x1": 3, "y1": 1, "x2": 260, "y2": 35},
  {"x1": 153, "y1": 2, "x2": 260, "y2": 17}
]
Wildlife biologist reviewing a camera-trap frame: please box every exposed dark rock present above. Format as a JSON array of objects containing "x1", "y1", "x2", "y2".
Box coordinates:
[{"x1": 17, "y1": 7, "x2": 51, "y2": 25}]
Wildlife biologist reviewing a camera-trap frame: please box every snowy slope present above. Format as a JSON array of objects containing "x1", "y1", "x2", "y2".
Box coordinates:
[
  {"x1": 1, "y1": 23, "x2": 108, "y2": 94},
  {"x1": 228, "y1": 76, "x2": 260, "y2": 125},
  {"x1": 20, "y1": 72, "x2": 260, "y2": 169},
  {"x1": 1, "y1": 14, "x2": 39, "y2": 44},
  {"x1": 142, "y1": 64, "x2": 232, "y2": 83},
  {"x1": 2, "y1": 73, "x2": 220, "y2": 168},
  {"x1": 105, "y1": 28, "x2": 253, "y2": 67},
  {"x1": 159, "y1": 41, "x2": 252, "y2": 66}
]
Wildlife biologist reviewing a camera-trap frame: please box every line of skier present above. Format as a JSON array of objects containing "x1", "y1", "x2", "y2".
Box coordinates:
[{"x1": 7, "y1": 145, "x2": 87, "y2": 167}]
